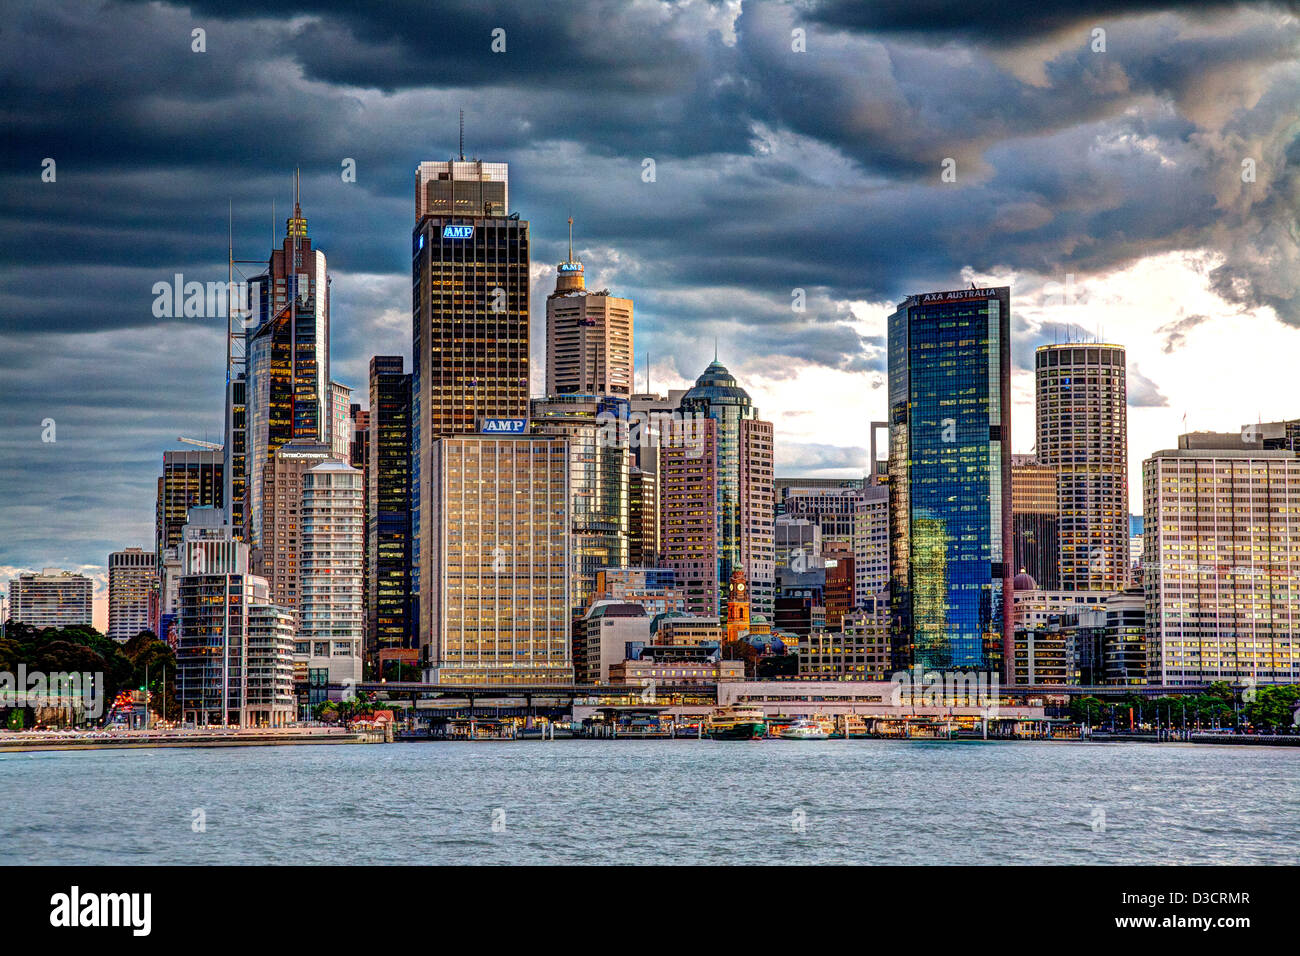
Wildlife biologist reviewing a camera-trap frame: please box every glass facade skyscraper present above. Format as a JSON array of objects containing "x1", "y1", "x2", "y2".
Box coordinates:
[
  {"x1": 368, "y1": 356, "x2": 414, "y2": 665},
  {"x1": 888, "y1": 287, "x2": 1013, "y2": 675}
]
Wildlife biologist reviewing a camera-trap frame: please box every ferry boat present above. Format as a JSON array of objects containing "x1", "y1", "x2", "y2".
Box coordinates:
[
  {"x1": 777, "y1": 718, "x2": 829, "y2": 740},
  {"x1": 708, "y1": 705, "x2": 766, "y2": 740}
]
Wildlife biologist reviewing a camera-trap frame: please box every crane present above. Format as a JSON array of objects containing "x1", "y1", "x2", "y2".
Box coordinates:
[{"x1": 177, "y1": 436, "x2": 222, "y2": 451}]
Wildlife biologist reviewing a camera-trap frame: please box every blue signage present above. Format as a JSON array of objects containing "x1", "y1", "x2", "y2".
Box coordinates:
[
  {"x1": 443, "y1": 224, "x2": 474, "y2": 239},
  {"x1": 480, "y1": 418, "x2": 528, "y2": 434}
]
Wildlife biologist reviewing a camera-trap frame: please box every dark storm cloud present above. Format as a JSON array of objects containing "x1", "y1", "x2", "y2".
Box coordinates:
[{"x1": 4, "y1": 0, "x2": 1300, "y2": 574}]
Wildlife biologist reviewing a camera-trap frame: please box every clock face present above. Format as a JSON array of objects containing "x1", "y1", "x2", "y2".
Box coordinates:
[{"x1": 736, "y1": 583, "x2": 745, "y2": 593}]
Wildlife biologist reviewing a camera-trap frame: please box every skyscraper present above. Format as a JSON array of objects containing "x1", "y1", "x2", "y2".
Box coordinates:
[
  {"x1": 155, "y1": 449, "x2": 223, "y2": 564},
  {"x1": 108, "y1": 548, "x2": 155, "y2": 642},
  {"x1": 412, "y1": 158, "x2": 530, "y2": 652},
  {"x1": 368, "y1": 356, "x2": 413, "y2": 669},
  {"x1": 424, "y1": 435, "x2": 571, "y2": 684},
  {"x1": 530, "y1": 394, "x2": 630, "y2": 616},
  {"x1": 245, "y1": 177, "x2": 331, "y2": 551},
  {"x1": 1035, "y1": 343, "x2": 1128, "y2": 591},
  {"x1": 329, "y1": 380, "x2": 352, "y2": 461},
  {"x1": 545, "y1": 220, "x2": 634, "y2": 398},
  {"x1": 299, "y1": 461, "x2": 365, "y2": 690},
  {"x1": 1144, "y1": 434, "x2": 1300, "y2": 686},
  {"x1": 662, "y1": 361, "x2": 775, "y2": 619},
  {"x1": 888, "y1": 286, "x2": 1012, "y2": 675}
]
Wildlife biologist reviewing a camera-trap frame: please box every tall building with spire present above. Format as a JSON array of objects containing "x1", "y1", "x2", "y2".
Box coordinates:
[
  {"x1": 245, "y1": 172, "x2": 331, "y2": 553},
  {"x1": 545, "y1": 218, "x2": 634, "y2": 398}
]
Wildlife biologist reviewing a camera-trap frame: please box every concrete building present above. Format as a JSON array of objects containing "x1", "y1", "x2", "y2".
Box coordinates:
[
  {"x1": 888, "y1": 286, "x2": 1013, "y2": 674},
  {"x1": 9, "y1": 569, "x2": 93, "y2": 629},
  {"x1": 779, "y1": 486, "x2": 865, "y2": 542},
  {"x1": 592, "y1": 568, "x2": 685, "y2": 618},
  {"x1": 775, "y1": 517, "x2": 821, "y2": 573},
  {"x1": 610, "y1": 658, "x2": 744, "y2": 685},
  {"x1": 545, "y1": 221, "x2": 634, "y2": 398},
  {"x1": 852, "y1": 485, "x2": 890, "y2": 605},
  {"x1": 298, "y1": 461, "x2": 365, "y2": 691},
  {"x1": 1035, "y1": 344, "x2": 1128, "y2": 591},
  {"x1": 576, "y1": 601, "x2": 651, "y2": 684},
  {"x1": 1143, "y1": 439, "x2": 1300, "y2": 686},
  {"x1": 423, "y1": 435, "x2": 571, "y2": 684},
  {"x1": 799, "y1": 596, "x2": 890, "y2": 681},
  {"x1": 107, "y1": 548, "x2": 155, "y2": 642},
  {"x1": 329, "y1": 380, "x2": 352, "y2": 461},
  {"x1": 1075, "y1": 588, "x2": 1146, "y2": 686}
]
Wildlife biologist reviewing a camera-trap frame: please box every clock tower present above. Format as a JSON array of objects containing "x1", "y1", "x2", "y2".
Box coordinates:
[{"x1": 725, "y1": 567, "x2": 751, "y2": 643}]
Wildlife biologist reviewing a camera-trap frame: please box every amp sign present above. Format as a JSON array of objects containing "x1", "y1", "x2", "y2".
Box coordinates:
[
  {"x1": 443, "y1": 225, "x2": 474, "y2": 239},
  {"x1": 480, "y1": 418, "x2": 528, "y2": 434}
]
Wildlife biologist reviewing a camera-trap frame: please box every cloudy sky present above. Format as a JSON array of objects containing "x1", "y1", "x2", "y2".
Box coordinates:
[{"x1": 4, "y1": 0, "x2": 1300, "y2": 626}]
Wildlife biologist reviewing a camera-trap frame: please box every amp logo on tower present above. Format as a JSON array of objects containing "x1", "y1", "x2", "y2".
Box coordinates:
[
  {"x1": 442, "y1": 224, "x2": 474, "y2": 239},
  {"x1": 480, "y1": 418, "x2": 527, "y2": 434}
]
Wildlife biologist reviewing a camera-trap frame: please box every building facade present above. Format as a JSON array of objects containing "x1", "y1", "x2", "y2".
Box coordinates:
[
  {"x1": 368, "y1": 356, "x2": 414, "y2": 669},
  {"x1": 888, "y1": 286, "x2": 1013, "y2": 674},
  {"x1": 108, "y1": 548, "x2": 155, "y2": 642},
  {"x1": 545, "y1": 225, "x2": 634, "y2": 398},
  {"x1": 1035, "y1": 344, "x2": 1128, "y2": 592},
  {"x1": 298, "y1": 461, "x2": 365, "y2": 690},
  {"x1": 1010, "y1": 454, "x2": 1059, "y2": 591},
  {"x1": 259, "y1": 441, "x2": 334, "y2": 611},
  {"x1": 9, "y1": 569, "x2": 93, "y2": 629},
  {"x1": 1144, "y1": 441, "x2": 1300, "y2": 686},
  {"x1": 155, "y1": 449, "x2": 223, "y2": 563}
]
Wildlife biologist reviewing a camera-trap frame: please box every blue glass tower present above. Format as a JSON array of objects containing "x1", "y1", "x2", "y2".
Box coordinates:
[{"x1": 888, "y1": 287, "x2": 1013, "y2": 676}]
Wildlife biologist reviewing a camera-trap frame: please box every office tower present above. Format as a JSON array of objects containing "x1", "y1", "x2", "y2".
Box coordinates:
[
  {"x1": 577, "y1": 602, "x2": 651, "y2": 684},
  {"x1": 627, "y1": 466, "x2": 658, "y2": 567},
  {"x1": 1143, "y1": 436, "x2": 1300, "y2": 686},
  {"x1": 412, "y1": 159, "x2": 530, "y2": 652},
  {"x1": 1035, "y1": 343, "x2": 1128, "y2": 591},
  {"x1": 329, "y1": 380, "x2": 352, "y2": 460},
  {"x1": 424, "y1": 435, "x2": 570, "y2": 684},
  {"x1": 1010, "y1": 454, "x2": 1059, "y2": 590},
  {"x1": 1075, "y1": 588, "x2": 1146, "y2": 686},
  {"x1": 779, "y1": 486, "x2": 865, "y2": 541},
  {"x1": 852, "y1": 483, "x2": 890, "y2": 604},
  {"x1": 107, "y1": 548, "x2": 155, "y2": 642},
  {"x1": 259, "y1": 441, "x2": 334, "y2": 610},
  {"x1": 628, "y1": 390, "x2": 686, "y2": 475},
  {"x1": 545, "y1": 220, "x2": 634, "y2": 398},
  {"x1": 530, "y1": 395, "x2": 630, "y2": 616},
  {"x1": 367, "y1": 356, "x2": 414, "y2": 669},
  {"x1": 155, "y1": 547, "x2": 183, "y2": 645},
  {"x1": 1127, "y1": 514, "x2": 1143, "y2": 572},
  {"x1": 155, "y1": 449, "x2": 223, "y2": 563},
  {"x1": 823, "y1": 547, "x2": 854, "y2": 627},
  {"x1": 297, "y1": 461, "x2": 364, "y2": 691},
  {"x1": 659, "y1": 417, "x2": 719, "y2": 616},
  {"x1": 245, "y1": 177, "x2": 331, "y2": 550},
  {"x1": 888, "y1": 286, "x2": 1013, "y2": 674},
  {"x1": 667, "y1": 360, "x2": 775, "y2": 619},
  {"x1": 350, "y1": 402, "x2": 371, "y2": 655},
  {"x1": 225, "y1": 372, "x2": 248, "y2": 538},
  {"x1": 175, "y1": 508, "x2": 293, "y2": 726},
  {"x1": 9, "y1": 569, "x2": 93, "y2": 628},
  {"x1": 775, "y1": 517, "x2": 821, "y2": 572}
]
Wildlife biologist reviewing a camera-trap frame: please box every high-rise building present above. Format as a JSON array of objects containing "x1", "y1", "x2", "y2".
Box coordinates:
[
  {"x1": 888, "y1": 286, "x2": 1012, "y2": 674},
  {"x1": 1035, "y1": 343, "x2": 1128, "y2": 591},
  {"x1": 779, "y1": 486, "x2": 865, "y2": 542},
  {"x1": 245, "y1": 179, "x2": 331, "y2": 551},
  {"x1": 530, "y1": 394, "x2": 630, "y2": 616},
  {"x1": 155, "y1": 449, "x2": 223, "y2": 564},
  {"x1": 350, "y1": 402, "x2": 370, "y2": 656},
  {"x1": 1143, "y1": 436, "x2": 1300, "y2": 686},
  {"x1": 259, "y1": 441, "x2": 334, "y2": 611},
  {"x1": 1011, "y1": 454, "x2": 1059, "y2": 590},
  {"x1": 412, "y1": 159, "x2": 530, "y2": 653},
  {"x1": 367, "y1": 356, "x2": 414, "y2": 669},
  {"x1": 107, "y1": 548, "x2": 155, "y2": 642},
  {"x1": 592, "y1": 568, "x2": 684, "y2": 618},
  {"x1": 664, "y1": 360, "x2": 775, "y2": 620},
  {"x1": 545, "y1": 220, "x2": 634, "y2": 398},
  {"x1": 175, "y1": 508, "x2": 294, "y2": 727},
  {"x1": 423, "y1": 435, "x2": 570, "y2": 684},
  {"x1": 9, "y1": 569, "x2": 93, "y2": 629},
  {"x1": 852, "y1": 484, "x2": 890, "y2": 604},
  {"x1": 627, "y1": 466, "x2": 658, "y2": 568},
  {"x1": 329, "y1": 380, "x2": 352, "y2": 461},
  {"x1": 298, "y1": 461, "x2": 365, "y2": 690}
]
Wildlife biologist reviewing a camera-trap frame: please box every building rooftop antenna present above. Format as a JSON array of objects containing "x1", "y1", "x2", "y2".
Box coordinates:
[
  {"x1": 567, "y1": 215, "x2": 574, "y2": 262},
  {"x1": 459, "y1": 109, "x2": 465, "y2": 161}
]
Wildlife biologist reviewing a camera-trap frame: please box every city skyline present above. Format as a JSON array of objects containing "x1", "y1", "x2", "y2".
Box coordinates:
[{"x1": 8, "y1": 1, "x2": 1300, "y2": 627}]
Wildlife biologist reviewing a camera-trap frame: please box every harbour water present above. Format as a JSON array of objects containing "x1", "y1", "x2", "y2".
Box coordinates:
[{"x1": 3, "y1": 740, "x2": 1296, "y2": 865}]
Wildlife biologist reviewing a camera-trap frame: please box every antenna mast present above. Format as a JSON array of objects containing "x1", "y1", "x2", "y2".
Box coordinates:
[{"x1": 459, "y1": 110, "x2": 465, "y2": 161}]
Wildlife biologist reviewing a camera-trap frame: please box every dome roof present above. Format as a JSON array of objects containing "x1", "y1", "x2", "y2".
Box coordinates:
[
  {"x1": 681, "y1": 360, "x2": 752, "y2": 407},
  {"x1": 1012, "y1": 571, "x2": 1037, "y2": 591}
]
